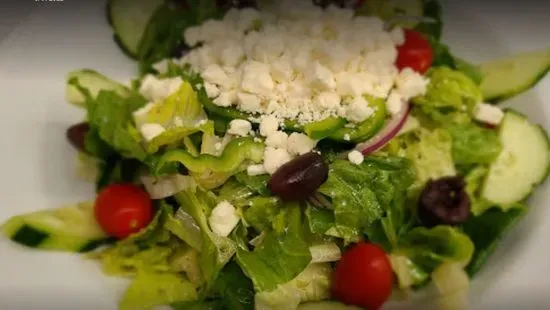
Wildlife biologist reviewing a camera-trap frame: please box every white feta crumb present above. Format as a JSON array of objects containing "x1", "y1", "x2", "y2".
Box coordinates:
[
  {"x1": 220, "y1": 41, "x2": 245, "y2": 67},
  {"x1": 152, "y1": 59, "x2": 169, "y2": 74},
  {"x1": 247, "y1": 164, "x2": 267, "y2": 176},
  {"x1": 204, "y1": 82, "x2": 220, "y2": 98},
  {"x1": 346, "y1": 96, "x2": 374, "y2": 123},
  {"x1": 348, "y1": 150, "x2": 364, "y2": 165},
  {"x1": 265, "y1": 131, "x2": 288, "y2": 149},
  {"x1": 202, "y1": 64, "x2": 229, "y2": 86},
  {"x1": 259, "y1": 116, "x2": 280, "y2": 137},
  {"x1": 386, "y1": 92, "x2": 405, "y2": 115},
  {"x1": 208, "y1": 201, "x2": 240, "y2": 237},
  {"x1": 473, "y1": 103, "x2": 504, "y2": 125},
  {"x1": 227, "y1": 119, "x2": 252, "y2": 136},
  {"x1": 132, "y1": 102, "x2": 156, "y2": 123},
  {"x1": 315, "y1": 92, "x2": 341, "y2": 110},
  {"x1": 308, "y1": 61, "x2": 336, "y2": 90},
  {"x1": 139, "y1": 123, "x2": 166, "y2": 142},
  {"x1": 389, "y1": 27, "x2": 405, "y2": 45},
  {"x1": 395, "y1": 68, "x2": 429, "y2": 100},
  {"x1": 183, "y1": 26, "x2": 201, "y2": 46},
  {"x1": 287, "y1": 133, "x2": 317, "y2": 155},
  {"x1": 263, "y1": 147, "x2": 292, "y2": 174},
  {"x1": 237, "y1": 92, "x2": 262, "y2": 113},
  {"x1": 241, "y1": 61, "x2": 274, "y2": 95},
  {"x1": 213, "y1": 91, "x2": 237, "y2": 107},
  {"x1": 343, "y1": 134, "x2": 350, "y2": 141}
]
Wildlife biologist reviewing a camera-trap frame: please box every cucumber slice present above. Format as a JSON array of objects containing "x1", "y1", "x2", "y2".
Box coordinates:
[
  {"x1": 1, "y1": 201, "x2": 108, "y2": 252},
  {"x1": 65, "y1": 69, "x2": 131, "y2": 107},
  {"x1": 109, "y1": 0, "x2": 165, "y2": 58},
  {"x1": 480, "y1": 49, "x2": 550, "y2": 103},
  {"x1": 481, "y1": 110, "x2": 550, "y2": 205}
]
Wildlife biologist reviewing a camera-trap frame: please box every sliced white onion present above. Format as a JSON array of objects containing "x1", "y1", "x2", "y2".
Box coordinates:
[
  {"x1": 356, "y1": 102, "x2": 410, "y2": 155},
  {"x1": 141, "y1": 174, "x2": 196, "y2": 199}
]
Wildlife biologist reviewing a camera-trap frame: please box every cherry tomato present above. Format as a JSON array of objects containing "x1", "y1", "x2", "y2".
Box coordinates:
[
  {"x1": 332, "y1": 242, "x2": 393, "y2": 310},
  {"x1": 396, "y1": 29, "x2": 434, "y2": 74},
  {"x1": 94, "y1": 183, "x2": 153, "y2": 239}
]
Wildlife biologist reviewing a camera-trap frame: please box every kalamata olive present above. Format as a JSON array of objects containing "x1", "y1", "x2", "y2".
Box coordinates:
[
  {"x1": 67, "y1": 122, "x2": 89, "y2": 152},
  {"x1": 267, "y1": 152, "x2": 329, "y2": 201},
  {"x1": 418, "y1": 176, "x2": 471, "y2": 227}
]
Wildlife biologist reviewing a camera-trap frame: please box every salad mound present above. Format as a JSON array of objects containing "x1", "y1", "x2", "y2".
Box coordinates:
[{"x1": 3, "y1": 0, "x2": 550, "y2": 309}]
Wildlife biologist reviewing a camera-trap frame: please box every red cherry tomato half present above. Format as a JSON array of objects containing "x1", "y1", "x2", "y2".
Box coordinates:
[
  {"x1": 94, "y1": 183, "x2": 154, "y2": 239},
  {"x1": 332, "y1": 242, "x2": 394, "y2": 310},
  {"x1": 396, "y1": 29, "x2": 434, "y2": 74}
]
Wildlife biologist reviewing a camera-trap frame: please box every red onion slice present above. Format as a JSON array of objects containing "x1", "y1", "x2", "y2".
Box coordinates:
[{"x1": 356, "y1": 102, "x2": 410, "y2": 155}]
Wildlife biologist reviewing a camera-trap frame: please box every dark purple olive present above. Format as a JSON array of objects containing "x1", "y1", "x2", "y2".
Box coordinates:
[
  {"x1": 268, "y1": 152, "x2": 329, "y2": 201},
  {"x1": 66, "y1": 122, "x2": 89, "y2": 152},
  {"x1": 418, "y1": 176, "x2": 471, "y2": 227}
]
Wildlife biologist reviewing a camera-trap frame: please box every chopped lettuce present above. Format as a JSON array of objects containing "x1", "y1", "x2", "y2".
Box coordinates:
[
  {"x1": 254, "y1": 263, "x2": 332, "y2": 310},
  {"x1": 175, "y1": 190, "x2": 236, "y2": 288},
  {"x1": 412, "y1": 67, "x2": 482, "y2": 124},
  {"x1": 462, "y1": 204, "x2": 527, "y2": 276},
  {"x1": 75, "y1": 151, "x2": 100, "y2": 182},
  {"x1": 446, "y1": 123, "x2": 502, "y2": 166},
  {"x1": 398, "y1": 128, "x2": 456, "y2": 191},
  {"x1": 432, "y1": 262, "x2": 470, "y2": 310},
  {"x1": 236, "y1": 204, "x2": 312, "y2": 292},
  {"x1": 210, "y1": 262, "x2": 255, "y2": 310},
  {"x1": 399, "y1": 226, "x2": 475, "y2": 270},
  {"x1": 464, "y1": 166, "x2": 493, "y2": 216},
  {"x1": 119, "y1": 272, "x2": 197, "y2": 310},
  {"x1": 388, "y1": 254, "x2": 429, "y2": 289},
  {"x1": 169, "y1": 246, "x2": 204, "y2": 286},
  {"x1": 165, "y1": 208, "x2": 203, "y2": 251},
  {"x1": 87, "y1": 90, "x2": 148, "y2": 160},
  {"x1": 243, "y1": 197, "x2": 282, "y2": 232}
]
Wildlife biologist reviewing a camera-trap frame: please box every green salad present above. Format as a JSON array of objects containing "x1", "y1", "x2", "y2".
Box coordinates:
[{"x1": 2, "y1": 0, "x2": 550, "y2": 309}]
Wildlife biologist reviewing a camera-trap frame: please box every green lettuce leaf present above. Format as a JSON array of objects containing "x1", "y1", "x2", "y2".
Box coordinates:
[
  {"x1": 236, "y1": 204, "x2": 312, "y2": 292},
  {"x1": 462, "y1": 204, "x2": 527, "y2": 276},
  {"x1": 119, "y1": 272, "x2": 197, "y2": 310},
  {"x1": 175, "y1": 190, "x2": 236, "y2": 288},
  {"x1": 234, "y1": 172, "x2": 272, "y2": 196},
  {"x1": 398, "y1": 128, "x2": 456, "y2": 191},
  {"x1": 243, "y1": 197, "x2": 282, "y2": 232},
  {"x1": 464, "y1": 166, "x2": 493, "y2": 216},
  {"x1": 211, "y1": 261, "x2": 255, "y2": 310},
  {"x1": 87, "y1": 90, "x2": 148, "y2": 160},
  {"x1": 412, "y1": 67, "x2": 482, "y2": 124},
  {"x1": 446, "y1": 123, "x2": 502, "y2": 166},
  {"x1": 398, "y1": 226, "x2": 475, "y2": 271},
  {"x1": 388, "y1": 254, "x2": 429, "y2": 289},
  {"x1": 254, "y1": 263, "x2": 332, "y2": 310}
]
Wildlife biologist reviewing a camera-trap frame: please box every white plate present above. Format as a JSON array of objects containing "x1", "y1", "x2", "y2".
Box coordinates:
[{"x1": 0, "y1": 1, "x2": 548, "y2": 309}]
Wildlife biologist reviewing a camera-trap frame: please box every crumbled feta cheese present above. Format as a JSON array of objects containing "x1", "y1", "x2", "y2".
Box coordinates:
[
  {"x1": 348, "y1": 150, "x2": 364, "y2": 165},
  {"x1": 287, "y1": 133, "x2": 317, "y2": 155},
  {"x1": 259, "y1": 116, "x2": 280, "y2": 137},
  {"x1": 395, "y1": 68, "x2": 429, "y2": 100},
  {"x1": 346, "y1": 96, "x2": 374, "y2": 123},
  {"x1": 241, "y1": 61, "x2": 274, "y2": 95},
  {"x1": 179, "y1": 1, "x2": 415, "y2": 125},
  {"x1": 214, "y1": 91, "x2": 237, "y2": 107},
  {"x1": 473, "y1": 103, "x2": 504, "y2": 125},
  {"x1": 265, "y1": 131, "x2": 288, "y2": 149},
  {"x1": 152, "y1": 59, "x2": 170, "y2": 74},
  {"x1": 237, "y1": 92, "x2": 262, "y2": 113},
  {"x1": 386, "y1": 92, "x2": 405, "y2": 115},
  {"x1": 227, "y1": 119, "x2": 252, "y2": 136},
  {"x1": 247, "y1": 164, "x2": 267, "y2": 176},
  {"x1": 202, "y1": 64, "x2": 229, "y2": 86},
  {"x1": 263, "y1": 147, "x2": 292, "y2": 174},
  {"x1": 343, "y1": 134, "x2": 350, "y2": 141},
  {"x1": 139, "y1": 123, "x2": 166, "y2": 142},
  {"x1": 139, "y1": 75, "x2": 183, "y2": 102},
  {"x1": 209, "y1": 201, "x2": 240, "y2": 237},
  {"x1": 308, "y1": 61, "x2": 336, "y2": 90},
  {"x1": 133, "y1": 102, "x2": 156, "y2": 122},
  {"x1": 204, "y1": 82, "x2": 220, "y2": 98}
]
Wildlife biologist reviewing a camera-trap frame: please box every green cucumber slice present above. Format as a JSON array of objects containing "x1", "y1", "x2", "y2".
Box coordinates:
[
  {"x1": 108, "y1": 0, "x2": 165, "y2": 58},
  {"x1": 1, "y1": 202, "x2": 108, "y2": 252},
  {"x1": 481, "y1": 110, "x2": 550, "y2": 205},
  {"x1": 480, "y1": 49, "x2": 550, "y2": 103}
]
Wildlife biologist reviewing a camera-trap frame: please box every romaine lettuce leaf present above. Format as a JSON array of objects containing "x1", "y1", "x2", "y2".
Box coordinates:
[
  {"x1": 446, "y1": 123, "x2": 502, "y2": 166},
  {"x1": 388, "y1": 254, "x2": 429, "y2": 289},
  {"x1": 87, "y1": 90, "x2": 148, "y2": 160},
  {"x1": 243, "y1": 197, "x2": 282, "y2": 232},
  {"x1": 175, "y1": 190, "x2": 236, "y2": 288},
  {"x1": 254, "y1": 263, "x2": 332, "y2": 310},
  {"x1": 412, "y1": 67, "x2": 482, "y2": 124},
  {"x1": 119, "y1": 272, "x2": 197, "y2": 310},
  {"x1": 462, "y1": 204, "x2": 527, "y2": 276},
  {"x1": 398, "y1": 128, "x2": 456, "y2": 191},
  {"x1": 236, "y1": 204, "x2": 312, "y2": 292},
  {"x1": 211, "y1": 262, "x2": 255, "y2": 310},
  {"x1": 464, "y1": 166, "x2": 493, "y2": 216}
]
